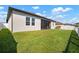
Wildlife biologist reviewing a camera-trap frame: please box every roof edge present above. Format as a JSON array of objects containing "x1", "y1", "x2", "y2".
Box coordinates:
[
  {"x1": 6, "y1": 7, "x2": 56, "y2": 23},
  {"x1": 6, "y1": 7, "x2": 13, "y2": 23}
]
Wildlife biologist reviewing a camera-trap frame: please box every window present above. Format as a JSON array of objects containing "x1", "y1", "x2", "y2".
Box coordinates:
[
  {"x1": 26, "y1": 17, "x2": 30, "y2": 25},
  {"x1": 32, "y1": 18, "x2": 35, "y2": 26}
]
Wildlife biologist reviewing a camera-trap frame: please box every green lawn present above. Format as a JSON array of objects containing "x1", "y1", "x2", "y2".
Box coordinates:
[
  {"x1": 0, "y1": 29, "x2": 79, "y2": 53},
  {"x1": 13, "y1": 29, "x2": 72, "y2": 53}
]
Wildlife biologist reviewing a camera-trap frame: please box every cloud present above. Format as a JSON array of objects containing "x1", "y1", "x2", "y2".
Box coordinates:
[
  {"x1": 68, "y1": 17, "x2": 79, "y2": 23},
  {"x1": 56, "y1": 15, "x2": 64, "y2": 18},
  {"x1": 47, "y1": 16, "x2": 53, "y2": 19},
  {"x1": 0, "y1": 14, "x2": 3, "y2": 17},
  {"x1": 22, "y1": 8, "x2": 25, "y2": 10},
  {"x1": 43, "y1": 11, "x2": 46, "y2": 13},
  {"x1": 52, "y1": 7, "x2": 72, "y2": 14},
  {"x1": 3, "y1": 14, "x2": 7, "y2": 18},
  {"x1": 0, "y1": 6, "x2": 7, "y2": 22},
  {"x1": 0, "y1": 14, "x2": 6, "y2": 19},
  {"x1": 0, "y1": 6, "x2": 4, "y2": 10},
  {"x1": 32, "y1": 6, "x2": 40, "y2": 9},
  {"x1": 0, "y1": 11, "x2": 7, "y2": 14},
  {"x1": 36, "y1": 13, "x2": 46, "y2": 16},
  {"x1": 0, "y1": 11, "x2": 7, "y2": 22},
  {"x1": 0, "y1": 14, "x2": 7, "y2": 22},
  {"x1": 53, "y1": 15, "x2": 64, "y2": 19},
  {"x1": 49, "y1": 14, "x2": 65, "y2": 23},
  {"x1": 0, "y1": 15, "x2": 4, "y2": 22},
  {"x1": 0, "y1": 11, "x2": 7, "y2": 19},
  {"x1": 36, "y1": 13, "x2": 42, "y2": 15}
]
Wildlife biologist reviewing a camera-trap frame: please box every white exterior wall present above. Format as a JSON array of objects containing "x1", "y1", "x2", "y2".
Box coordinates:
[
  {"x1": 61, "y1": 25, "x2": 75, "y2": 30},
  {"x1": 7, "y1": 15, "x2": 12, "y2": 31},
  {"x1": 7, "y1": 10, "x2": 56, "y2": 32},
  {"x1": 50, "y1": 22, "x2": 56, "y2": 29},
  {"x1": 12, "y1": 11, "x2": 41, "y2": 32}
]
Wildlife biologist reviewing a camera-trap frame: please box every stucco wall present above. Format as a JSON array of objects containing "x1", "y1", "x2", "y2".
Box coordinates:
[
  {"x1": 50, "y1": 22, "x2": 56, "y2": 29},
  {"x1": 7, "y1": 15, "x2": 12, "y2": 31},
  {"x1": 12, "y1": 11, "x2": 41, "y2": 32},
  {"x1": 61, "y1": 25, "x2": 75, "y2": 30}
]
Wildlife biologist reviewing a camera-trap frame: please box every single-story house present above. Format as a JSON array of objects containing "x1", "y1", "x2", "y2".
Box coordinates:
[
  {"x1": 55, "y1": 22, "x2": 63, "y2": 29},
  {"x1": 55, "y1": 22, "x2": 75, "y2": 30},
  {"x1": 6, "y1": 7, "x2": 56, "y2": 32}
]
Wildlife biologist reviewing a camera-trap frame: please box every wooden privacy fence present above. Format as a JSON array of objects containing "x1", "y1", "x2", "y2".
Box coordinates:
[{"x1": 75, "y1": 27, "x2": 79, "y2": 36}]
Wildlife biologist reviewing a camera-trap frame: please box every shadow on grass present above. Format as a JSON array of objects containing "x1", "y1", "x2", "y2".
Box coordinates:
[
  {"x1": 64, "y1": 30, "x2": 79, "y2": 53},
  {"x1": 0, "y1": 29, "x2": 17, "y2": 53}
]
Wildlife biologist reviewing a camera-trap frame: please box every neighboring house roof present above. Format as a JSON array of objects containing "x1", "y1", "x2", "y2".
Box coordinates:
[
  {"x1": 63, "y1": 23, "x2": 75, "y2": 26},
  {"x1": 74, "y1": 22, "x2": 79, "y2": 27},
  {"x1": 6, "y1": 7, "x2": 56, "y2": 23},
  {"x1": 56, "y1": 22, "x2": 75, "y2": 26},
  {"x1": 55, "y1": 22, "x2": 64, "y2": 25},
  {"x1": 75, "y1": 22, "x2": 79, "y2": 24}
]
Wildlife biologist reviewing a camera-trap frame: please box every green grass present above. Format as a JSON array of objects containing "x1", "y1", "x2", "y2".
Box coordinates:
[
  {"x1": 0, "y1": 29, "x2": 79, "y2": 53},
  {"x1": 13, "y1": 29, "x2": 72, "y2": 53}
]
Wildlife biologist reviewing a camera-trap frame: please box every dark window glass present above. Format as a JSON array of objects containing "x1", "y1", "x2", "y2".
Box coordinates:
[
  {"x1": 32, "y1": 18, "x2": 35, "y2": 26},
  {"x1": 26, "y1": 17, "x2": 30, "y2": 25}
]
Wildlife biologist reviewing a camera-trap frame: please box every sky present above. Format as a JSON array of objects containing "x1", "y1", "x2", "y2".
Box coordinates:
[{"x1": 0, "y1": 5, "x2": 79, "y2": 24}]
